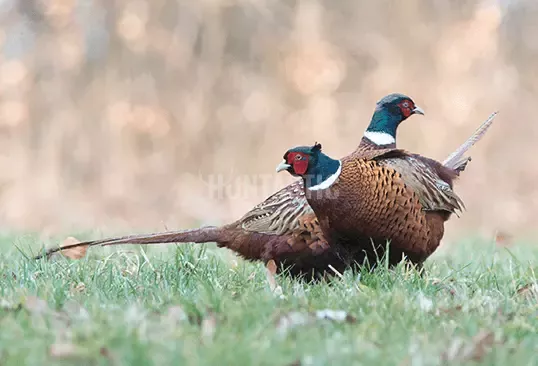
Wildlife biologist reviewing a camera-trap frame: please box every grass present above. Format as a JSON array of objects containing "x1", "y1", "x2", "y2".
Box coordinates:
[{"x1": 0, "y1": 233, "x2": 537, "y2": 365}]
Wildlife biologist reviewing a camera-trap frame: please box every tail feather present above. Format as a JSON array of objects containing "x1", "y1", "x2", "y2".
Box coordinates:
[
  {"x1": 34, "y1": 226, "x2": 223, "y2": 260},
  {"x1": 442, "y1": 111, "x2": 497, "y2": 172}
]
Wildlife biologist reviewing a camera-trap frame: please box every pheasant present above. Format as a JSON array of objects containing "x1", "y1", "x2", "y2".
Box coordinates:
[
  {"x1": 275, "y1": 117, "x2": 494, "y2": 270},
  {"x1": 34, "y1": 95, "x2": 493, "y2": 280}
]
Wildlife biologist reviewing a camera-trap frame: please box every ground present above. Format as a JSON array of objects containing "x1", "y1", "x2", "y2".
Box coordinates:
[{"x1": 0, "y1": 233, "x2": 537, "y2": 365}]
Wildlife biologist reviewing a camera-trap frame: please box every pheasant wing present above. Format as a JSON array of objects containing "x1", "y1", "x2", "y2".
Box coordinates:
[
  {"x1": 239, "y1": 180, "x2": 315, "y2": 235},
  {"x1": 350, "y1": 147, "x2": 465, "y2": 214},
  {"x1": 379, "y1": 156, "x2": 465, "y2": 214}
]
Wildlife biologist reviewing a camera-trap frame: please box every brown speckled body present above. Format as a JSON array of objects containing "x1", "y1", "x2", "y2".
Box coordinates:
[
  {"x1": 36, "y1": 110, "x2": 495, "y2": 280},
  {"x1": 36, "y1": 143, "x2": 455, "y2": 279},
  {"x1": 35, "y1": 138, "x2": 387, "y2": 280},
  {"x1": 305, "y1": 149, "x2": 459, "y2": 268}
]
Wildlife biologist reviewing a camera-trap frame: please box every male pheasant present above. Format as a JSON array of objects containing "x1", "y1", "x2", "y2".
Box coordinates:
[
  {"x1": 275, "y1": 123, "x2": 494, "y2": 269},
  {"x1": 35, "y1": 95, "x2": 493, "y2": 280}
]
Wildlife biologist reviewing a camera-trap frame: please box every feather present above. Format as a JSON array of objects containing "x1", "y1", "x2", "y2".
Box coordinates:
[{"x1": 443, "y1": 112, "x2": 498, "y2": 171}]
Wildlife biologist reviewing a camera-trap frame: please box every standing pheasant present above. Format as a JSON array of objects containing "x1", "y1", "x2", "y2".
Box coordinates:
[
  {"x1": 34, "y1": 95, "x2": 493, "y2": 280},
  {"x1": 275, "y1": 121, "x2": 493, "y2": 269}
]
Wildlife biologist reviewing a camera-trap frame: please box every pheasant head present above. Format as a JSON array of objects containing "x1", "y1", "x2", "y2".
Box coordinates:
[
  {"x1": 276, "y1": 143, "x2": 341, "y2": 191},
  {"x1": 364, "y1": 93, "x2": 424, "y2": 146}
]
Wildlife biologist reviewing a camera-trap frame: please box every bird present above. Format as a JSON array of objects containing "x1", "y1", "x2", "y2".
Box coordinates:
[
  {"x1": 34, "y1": 94, "x2": 494, "y2": 280},
  {"x1": 275, "y1": 111, "x2": 495, "y2": 270}
]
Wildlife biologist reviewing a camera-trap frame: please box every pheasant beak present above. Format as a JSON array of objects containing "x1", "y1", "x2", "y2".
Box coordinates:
[
  {"x1": 412, "y1": 105, "x2": 425, "y2": 115},
  {"x1": 276, "y1": 159, "x2": 291, "y2": 173}
]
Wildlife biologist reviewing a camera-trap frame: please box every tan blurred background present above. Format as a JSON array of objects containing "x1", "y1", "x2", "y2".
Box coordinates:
[{"x1": 0, "y1": 0, "x2": 535, "y2": 243}]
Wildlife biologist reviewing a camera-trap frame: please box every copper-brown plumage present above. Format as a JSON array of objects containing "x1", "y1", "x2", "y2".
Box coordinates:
[
  {"x1": 34, "y1": 95, "x2": 496, "y2": 279},
  {"x1": 301, "y1": 149, "x2": 450, "y2": 268},
  {"x1": 279, "y1": 111, "x2": 496, "y2": 269}
]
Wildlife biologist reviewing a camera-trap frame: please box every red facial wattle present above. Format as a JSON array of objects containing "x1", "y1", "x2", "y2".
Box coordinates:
[
  {"x1": 287, "y1": 152, "x2": 309, "y2": 175},
  {"x1": 398, "y1": 101, "x2": 414, "y2": 118},
  {"x1": 294, "y1": 160, "x2": 309, "y2": 175}
]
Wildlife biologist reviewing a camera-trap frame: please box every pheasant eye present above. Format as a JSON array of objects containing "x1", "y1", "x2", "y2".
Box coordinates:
[
  {"x1": 295, "y1": 155, "x2": 303, "y2": 161},
  {"x1": 402, "y1": 101, "x2": 409, "y2": 108}
]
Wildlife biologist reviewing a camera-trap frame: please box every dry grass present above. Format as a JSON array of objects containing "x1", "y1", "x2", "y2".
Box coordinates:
[{"x1": 0, "y1": 0, "x2": 536, "y2": 243}]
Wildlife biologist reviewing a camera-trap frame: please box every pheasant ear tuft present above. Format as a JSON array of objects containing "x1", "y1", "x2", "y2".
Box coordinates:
[{"x1": 312, "y1": 142, "x2": 322, "y2": 152}]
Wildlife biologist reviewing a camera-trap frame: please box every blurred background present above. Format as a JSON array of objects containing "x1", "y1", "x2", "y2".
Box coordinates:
[{"x1": 0, "y1": 0, "x2": 535, "y2": 245}]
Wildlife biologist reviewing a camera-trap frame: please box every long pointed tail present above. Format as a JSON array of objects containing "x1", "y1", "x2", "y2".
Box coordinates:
[
  {"x1": 34, "y1": 226, "x2": 223, "y2": 260},
  {"x1": 442, "y1": 111, "x2": 498, "y2": 172}
]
